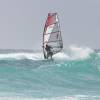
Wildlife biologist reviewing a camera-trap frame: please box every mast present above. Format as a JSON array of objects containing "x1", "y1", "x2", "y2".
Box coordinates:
[{"x1": 43, "y1": 15, "x2": 48, "y2": 59}]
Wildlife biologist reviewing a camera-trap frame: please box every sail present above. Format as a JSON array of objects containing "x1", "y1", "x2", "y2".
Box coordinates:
[{"x1": 43, "y1": 13, "x2": 63, "y2": 58}]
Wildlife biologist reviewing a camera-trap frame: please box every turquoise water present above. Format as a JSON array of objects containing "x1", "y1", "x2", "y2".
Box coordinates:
[{"x1": 0, "y1": 47, "x2": 100, "y2": 100}]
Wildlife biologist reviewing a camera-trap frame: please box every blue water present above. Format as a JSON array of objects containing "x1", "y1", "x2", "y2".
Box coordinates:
[{"x1": 0, "y1": 47, "x2": 100, "y2": 100}]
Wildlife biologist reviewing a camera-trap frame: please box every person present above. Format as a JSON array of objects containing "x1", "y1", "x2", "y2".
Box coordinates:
[{"x1": 45, "y1": 44, "x2": 53, "y2": 59}]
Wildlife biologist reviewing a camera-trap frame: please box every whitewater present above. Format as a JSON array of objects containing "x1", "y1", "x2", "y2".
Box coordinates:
[{"x1": 0, "y1": 46, "x2": 100, "y2": 100}]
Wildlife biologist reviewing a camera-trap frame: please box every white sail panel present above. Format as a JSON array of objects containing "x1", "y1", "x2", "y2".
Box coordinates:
[
  {"x1": 52, "y1": 23, "x2": 59, "y2": 33},
  {"x1": 45, "y1": 24, "x2": 55, "y2": 34},
  {"x1": 44, "y1": 24, "x2": 55, "y2": 44}
]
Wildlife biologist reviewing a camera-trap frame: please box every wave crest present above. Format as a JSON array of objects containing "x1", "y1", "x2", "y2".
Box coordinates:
[{"x1": 0, "y1": 46, "x2": 94, "y2": 60}]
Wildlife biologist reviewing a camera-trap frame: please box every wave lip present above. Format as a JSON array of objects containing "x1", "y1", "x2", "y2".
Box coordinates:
[{"x1": 0, "y1": 53, "x2": 43, "y2": 60}]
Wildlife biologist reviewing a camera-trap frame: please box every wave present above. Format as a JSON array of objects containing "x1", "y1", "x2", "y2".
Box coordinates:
[
  {"x1": 0, "y1": 46, "x2": 99, "y2": 99},
  {"x1": 0, "y1": 53, "x2": 43, "y2": 60},
  {"x1": 0, "y1": 46, "x2": 95, "y2": 60},
  {"x1": 0, "y1": 95, "x2": 100, "y2": 100}
]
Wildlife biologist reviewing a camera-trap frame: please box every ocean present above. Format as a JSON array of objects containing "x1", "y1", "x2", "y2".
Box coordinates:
[{"x1": 0, "y1": 46, "x2": 100, "y2": 100}]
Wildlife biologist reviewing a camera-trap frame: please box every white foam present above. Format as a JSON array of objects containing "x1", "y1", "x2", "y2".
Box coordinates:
[
  {"x1": 53, "y1": 52, "x2": 69, "y2": 60},
  {"x1": 0, "y1": 53, "x2": 43, "y2": 60},
  {"x1": 0, "y1": 46, "x2": 94, "y2": 61},
  {"x1": 0, "y1": 95, "x2": 99, "y2": 100}
]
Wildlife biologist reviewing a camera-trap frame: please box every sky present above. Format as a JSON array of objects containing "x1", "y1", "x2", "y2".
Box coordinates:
[{"x1": 0, "y1": 0, "x2": 100, "y2": 50}]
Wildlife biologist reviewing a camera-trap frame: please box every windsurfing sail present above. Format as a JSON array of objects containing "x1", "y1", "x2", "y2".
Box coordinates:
[{"x1": 43, "y1": 13, "x2": 63, "y2": 59}]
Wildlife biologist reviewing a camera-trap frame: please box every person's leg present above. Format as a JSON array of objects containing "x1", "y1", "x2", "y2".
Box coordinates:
[
  {"x1": 44, "y1": 52, "x2": 47, "y2": 59},
  {"x1": 50, "y1": 52, "x2": 53, "y2": 59},
  {"x1": 47, "y1": 52, "x2": 49, "y2": 59},
  {"x1": 50, "y1": 54, "x2": 52, "y2": 59}
]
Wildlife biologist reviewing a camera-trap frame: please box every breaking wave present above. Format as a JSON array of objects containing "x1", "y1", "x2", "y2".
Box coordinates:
[
  {"x1": 0, "y1": 46, "x2": 95, "y2": 60},
  {"x1": 0, "y1": 95, "x2": 100, "y2": 100},
  {"x1": 0, "y1": 46, "x2": 99, "y2": 100}
]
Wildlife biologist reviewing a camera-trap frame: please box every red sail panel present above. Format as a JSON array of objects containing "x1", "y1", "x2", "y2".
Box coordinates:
[{"x1": 45, "y1": 13, "x2": 56, "y2": 28}]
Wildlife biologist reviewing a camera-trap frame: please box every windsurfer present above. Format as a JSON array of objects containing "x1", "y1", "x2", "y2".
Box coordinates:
[{"x1": 45, "y1": 44, "x2": 53, "y2": 59}]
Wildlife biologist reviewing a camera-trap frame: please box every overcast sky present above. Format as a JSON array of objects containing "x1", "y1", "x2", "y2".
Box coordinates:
[{"x1": 0, "y1": 0, "x2": 100, "y2": 50}]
